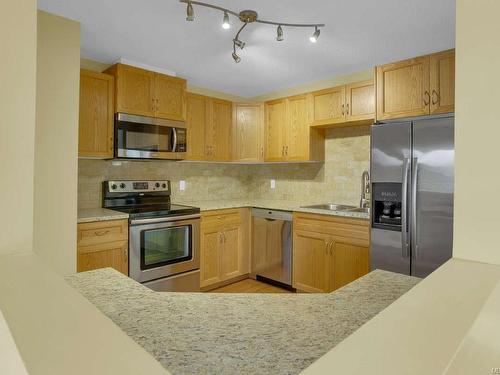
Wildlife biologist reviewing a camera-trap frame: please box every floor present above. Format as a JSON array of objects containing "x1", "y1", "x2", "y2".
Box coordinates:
[{"x1": 211, "y1": 279, "x2": 292, "y2": 294}]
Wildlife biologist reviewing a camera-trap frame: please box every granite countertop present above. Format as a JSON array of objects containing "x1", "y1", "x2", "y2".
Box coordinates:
[
  {"x1": 176, "y1": 199, "x2": 370, "y2": 220},
  {"x1": 77, "y1": 208, "x2": 129, "y2": 224},
  {"x1": 66, "y1": 269, "x2": 419, "y2": 375}
]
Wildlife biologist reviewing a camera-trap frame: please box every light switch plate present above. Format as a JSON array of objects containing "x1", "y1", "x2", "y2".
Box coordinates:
[
  {"x1": 270, "y1": 179, "x2": 276, "y2": 189},
  {"x1": 179, "y1": 180, "x2": 186, "y2": 191}
]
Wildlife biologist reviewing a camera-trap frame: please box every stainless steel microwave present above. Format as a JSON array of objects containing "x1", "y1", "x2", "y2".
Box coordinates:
[{"x1": 115, "y1": 113, "x2": 187, "y2": 160}]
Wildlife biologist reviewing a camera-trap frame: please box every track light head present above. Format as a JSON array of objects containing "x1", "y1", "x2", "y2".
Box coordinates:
[
  {"x1": 222, "y1": 11, "x2": 230, "y2": 29},
  {"x1": 186, "y1": 1, "x2": 194, "y2": 21},
  {"x1": 233, "y1": 38, "x2": 246, "y2": 49},
  {"x1": 232, "y1": 51, "x2": 241, "y2": 63},
  {"x1": 310, "y1": 27, "x2": 320, "y2": 43},
  {"x1": 276, "y1": 25, "x2": 284, "y2": 42}
]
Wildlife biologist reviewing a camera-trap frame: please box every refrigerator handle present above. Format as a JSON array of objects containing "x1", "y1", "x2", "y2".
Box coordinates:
[
  {"x1": 411, "y1": 158, "x2": 419, "y2": 260},
  {"x1": 401, "y1": 158, "x2": 410, "y2": 258}
]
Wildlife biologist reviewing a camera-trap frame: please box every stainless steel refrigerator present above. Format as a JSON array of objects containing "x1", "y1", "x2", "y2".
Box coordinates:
[{"x1": 370, "y1": 115, "x2": 454, "y2": 278}]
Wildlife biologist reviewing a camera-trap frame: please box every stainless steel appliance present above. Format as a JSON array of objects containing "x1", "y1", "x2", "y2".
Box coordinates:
[
  {"x1": 251, "y1": 209, "x2": 293, "y2": 289},
  {"x1": 103, "y1": 180, "x2": 200, "y2": 291},
  {"x1": 115, "y1": 113, "x2": 187, "y2": 160},
  {"x1": 371, "y1": 114, "x2": 454, "y2": 278}
]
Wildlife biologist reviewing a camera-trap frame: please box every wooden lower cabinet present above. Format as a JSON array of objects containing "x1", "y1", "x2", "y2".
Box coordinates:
[
  {"x1": 77, "y1": 219, "x2": 128, "y2": 275},
  {"x1": 200, "y1": 208, "x2": 250, "y2": 289},
  {"x1": 293, "y1": 213, "x2": 370, "y2": 293}
]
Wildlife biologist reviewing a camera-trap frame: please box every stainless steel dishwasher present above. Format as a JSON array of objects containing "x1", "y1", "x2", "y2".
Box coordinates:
[{"x1": 251, "y1": 208, "x2": 293, "y2": 289}]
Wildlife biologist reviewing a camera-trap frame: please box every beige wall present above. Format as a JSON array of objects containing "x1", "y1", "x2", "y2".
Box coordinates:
[
  {"x1": 78, "y1": 127, "x2": 369, "y2": 208},
  {"x1": 34, "y1": 11, "x2": 80, "y2": 274},
  {"x1": 0, "y1": 0, "x2": 37, "y2": 254},
  {"x1": 453, "y1": 0, "x2": 500, "y2": 265}
]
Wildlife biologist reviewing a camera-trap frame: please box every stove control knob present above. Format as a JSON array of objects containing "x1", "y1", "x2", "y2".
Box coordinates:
[
  {"x1": 162, "y1": 183, "x2": 167, "y2": 189},
  {"x1": 120, "y1": 183, "x2": 126, "y2": 189},
  {"x1": 111, "y1": 184, "x2": 117, "y2": 190},
  {"x1": 155, "y1": 182, "x2": 160, "y2": 188}
]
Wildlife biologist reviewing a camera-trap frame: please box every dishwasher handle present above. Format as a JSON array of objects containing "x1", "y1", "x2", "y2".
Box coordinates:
[{"x1": 251, "y1": 208, "x2": 293, "y2": 221}]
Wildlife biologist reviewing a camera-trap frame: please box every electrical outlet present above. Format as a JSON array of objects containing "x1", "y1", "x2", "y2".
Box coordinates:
[
  {"x1": 179, "y1": 180, "x2": 186, "y2": 191},
  {"x1": 270, "y1": 179, "x2": 276, "y2": 189}
]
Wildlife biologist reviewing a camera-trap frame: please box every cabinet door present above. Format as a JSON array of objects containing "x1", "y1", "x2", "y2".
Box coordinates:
[
  {"x1": 112, "y1": 64, "x2": 155, "y2": 117},
  {"x1": 327, "y1": 240, "x2": 369, "y2": 292},
  {"x1": 430, "y1": 49, "x2": 455, "y2": 114},
  {"x1": 77, "y1": 241, "x2": 128, "y2": 275},
  {"x1": 292, "y1": 230, "x2": 329, "y2": 293},
  {"x1": 310, "y1": 86, "x2": 346, "y2": 126},
  {"x1": 78, "y1": 70, "x2": 114, "y2": 158},
  {"x1": 233, "y1": 103, "x2": 264, "y2": 161},
  {"x1": 200, "y1": 226, "x2": 222, "y2": 288},
  {"x1": 376, "y1": 56, "x2": 430, "y2": 120},
  {"x1": 286, "y1": 95, "x2": 309, "y2": 161},
  {"x1": 210, "y1": 99, "x2": 232, "y2": 161},
  {"x1": 345, "y1": 80, "x2": 375, "y2": 122},
  {"x1": 265, "y1": 99, "x2": 286, "y2": 161},
  {"x1": 220, "y1": 225, "x2": 242, "y2": 281},
  {"x1": 155, "y1": 73, "x2": 186, "y2": 121},
  {"x1": 186, "y1": 93, "x2": 208, "y2": 160}
]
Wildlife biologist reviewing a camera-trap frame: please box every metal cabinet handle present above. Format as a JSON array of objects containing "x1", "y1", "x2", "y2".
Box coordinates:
[
  {"x1": 282, "y1": 145, "x2": 285, "y2": 157},
  {"x1": 261, "y1": 147, "x2": 264, "y2": 158},
  {"x1": 285, "y1": 145, "x2": 289, "y2": 156},
  {"x1": 431, "y1": 90, "x2": 439, "y2": 105},
  {"x1": 341, "y1": 104, "x2": 345, "y2": 116},
  {"x1": 346, "y1": 103, "x2": 350, "y2": 115},
  {"x1": 423, "y1": 91, "x2": 430, "y2": 106},
  {"x1": 94, "y1": 230, "x2": 109, "y2": 236}
]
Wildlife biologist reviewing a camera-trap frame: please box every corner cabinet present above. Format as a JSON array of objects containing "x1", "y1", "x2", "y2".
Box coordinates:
[
  {"x1": 77, "y1": 219, "x2": 129, "y2": 275},
  {"x1": 78, "y1": 69, "x2": 114, "y2": 159},
  {"x1": 376, "y1": 49, "x2": 455, "y2": 120},
  {"x1": 264, "y1": 95, "x2": 324, "y2": 162},
  {"x1": 104, "y1": 63, "x2": 186, "y2": 121},
  {"x1": 292, "y1": 213, "x2": 370, "y2": 293},
  {"x1": 200, "y1": 208, "x2": 250, "y2": 290}
]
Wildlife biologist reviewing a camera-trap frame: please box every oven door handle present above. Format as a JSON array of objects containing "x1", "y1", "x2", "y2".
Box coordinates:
[{"x1": 130, "y1": 214, "x2": 201, "y2": 226}]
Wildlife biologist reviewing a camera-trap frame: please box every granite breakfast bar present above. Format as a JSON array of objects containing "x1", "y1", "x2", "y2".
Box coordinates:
[{"x1": 66, "y1": 268, "x2": 419, "y2": 375}]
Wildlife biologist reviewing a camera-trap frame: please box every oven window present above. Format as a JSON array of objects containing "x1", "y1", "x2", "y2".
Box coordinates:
[
  {"x1": 117, "y1": 122, "x2": 173, "y2": 152},
  {"x1": 140, "y1": 225, "x2": 192, "y2": 270}
]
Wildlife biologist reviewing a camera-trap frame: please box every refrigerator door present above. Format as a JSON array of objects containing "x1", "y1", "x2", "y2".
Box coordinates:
[
  {"x1": 370, "y1": 122, "x2": 411, "y2": 275},
  {"x1": 411, "y1": 116, "x2": 454, "y2": 277}
]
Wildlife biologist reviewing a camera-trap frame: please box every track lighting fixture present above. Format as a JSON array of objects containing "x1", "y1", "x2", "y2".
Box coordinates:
[
  {"x1": 309, "y1": 26, "x2": 320, "y2": 43},
  {"x1": 222, "y1": 11, "x2": 230, "y2": 29},
  {"x1": 233, "y1": 38, "x2": 245, "y2": 49},
  {"x1": 276, "y1": 25, "x2": 284, "y2": 41},
  {"x1": 179, "y1": 0, "x2": 325, "y2": 62},
  {"x1": 186, "y1": 0, "x2": 194, "y2": 21}
]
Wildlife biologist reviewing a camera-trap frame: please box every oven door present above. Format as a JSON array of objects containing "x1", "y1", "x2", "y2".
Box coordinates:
[
  {"x1": 115, "y1": 113, "x2": 187, "y2": 160},
  {"x1": 129, "y1": 215, "x2": 200, "y2": 283}
]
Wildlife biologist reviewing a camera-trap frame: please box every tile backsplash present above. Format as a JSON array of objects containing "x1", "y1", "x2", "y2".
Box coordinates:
[{"x1": 78, "y1": 126, "x2": 370, "y2": 209}]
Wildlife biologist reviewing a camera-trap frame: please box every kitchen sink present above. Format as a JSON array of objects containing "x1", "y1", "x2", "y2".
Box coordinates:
[{"x1": 301, "y1": 204, "x2": 357, "y2": 211}]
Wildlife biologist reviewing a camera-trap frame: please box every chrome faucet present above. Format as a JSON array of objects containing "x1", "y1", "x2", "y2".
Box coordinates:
[{"x1": 360, "y1": 170, "x2": 371, "y2": 208}]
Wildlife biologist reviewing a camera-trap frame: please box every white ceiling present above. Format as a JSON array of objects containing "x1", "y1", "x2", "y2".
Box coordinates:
[{"x1": 37, "y1": 0, "x2": 456, "y2": 98}]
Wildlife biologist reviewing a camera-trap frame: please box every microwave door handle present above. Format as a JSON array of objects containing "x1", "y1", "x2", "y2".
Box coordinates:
[
  {"x1": 401, "y1": 158, "x2": 410, "y2": 258},
  {"x1": 171, "y1": 128, "x2": 178, "y2": 152}
]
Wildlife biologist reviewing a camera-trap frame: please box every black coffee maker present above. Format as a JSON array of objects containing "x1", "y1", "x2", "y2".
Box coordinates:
[{"x1": 372, "y1": 183, "x2": 402, "y2": 230}]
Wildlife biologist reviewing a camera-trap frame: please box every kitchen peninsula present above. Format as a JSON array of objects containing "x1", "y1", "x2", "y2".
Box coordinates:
[{"x1": 67, "y1": 268, "x2": 420, "y2": 375}]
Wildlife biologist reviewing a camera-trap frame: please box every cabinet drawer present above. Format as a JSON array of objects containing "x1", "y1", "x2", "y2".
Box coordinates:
[
  {"x1": 294, "y1": 213, "x2": 369, "y2": 246},
  {"x1": 201, "y1": 208, "x2": 243, "y2": 228},
  {"x1": 77, "y1": 219, "x2": 128, "y2": 247}
]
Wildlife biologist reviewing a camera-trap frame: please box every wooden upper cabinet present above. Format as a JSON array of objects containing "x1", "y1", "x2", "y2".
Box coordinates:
[
  {"x1": 209, "y1": 99, "x2": 232, "y2": 161},
  {"x1": 78, "y1": 69, "x2": 114, "y2": 159},
  {"x1": 106, "y1": 64, "x2": 155, "y2": 117},
  {"x1": 286, "y1": 95, "x2": 309, "y2": 161},
  {"x1": 310, "y1": 86, "x2": 346, "y2": 126},
  {"x1": 232, "y1": 103, "x2": 264, "y2": 162},
  {"x1": 265, "y1": 99, "x2": 287, "y2": 161},
  {"x1": 430, "y1": 49, "x2": 455, "y2": 114},
  {"x1": 186, "y1": 93, "x2": 208, "y2": 161},
  {"x1": 345, "y1": 79, "x2": 375, "y2": 122},
  {"x1": 104, "y1": 63, "x2": 186, "y2": 121},
  {"x1": 155, "y1": 73, "x2": 186, "y2": 121}
]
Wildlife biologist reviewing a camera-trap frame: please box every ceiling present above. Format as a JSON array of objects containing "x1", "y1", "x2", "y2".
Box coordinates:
[{"x1": 37, "y1": 0, "x2": 456, "y2": 98}]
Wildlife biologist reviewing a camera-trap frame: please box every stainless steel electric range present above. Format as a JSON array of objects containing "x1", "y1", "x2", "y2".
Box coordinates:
[{"x1": 103, "y1": 180, "x2": 200, "y2": 292}]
